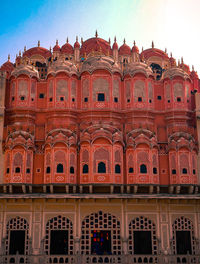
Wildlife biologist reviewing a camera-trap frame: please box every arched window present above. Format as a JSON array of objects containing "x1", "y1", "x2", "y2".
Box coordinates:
[
  {"x1": 182, "y1": 168, "x2": 187, "y2": 174},
  {"x1": 140, "y1": 164, "x2": 147, "y2": 174},
  {"x1": 98, "y1": 162, "x2": 106, "y2": 173},
  {"x1": 153, "y1": 167, "x2": 157, "y2": 174},
  {"x1": 83, "y1": 164, "x2": 89, "y2": 174},
  {"x1": 115, "y1": 164, "x2": 121, "y2": 174},
  {"x1": 15, "y1": 167, "x2": 20, "y2": 173},
  {"x1": 172, "y1": 169, "x2": 176, "y2": 175},
  {"x1": 46, "y1": 166, "x2": 51, "y2": 174},
  {"x1": 57, "y1": 163, "x2": 63, "y2": 173},
  {"x1": 70, "y1": 166, "x2": 74, "y2": 174},
  {"x1": 129, "y1": 167, "x2": 134, "y2": 173}
]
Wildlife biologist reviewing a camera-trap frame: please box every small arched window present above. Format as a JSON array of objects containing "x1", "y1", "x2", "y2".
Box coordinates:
[
  {"x1": 115, "y1": 164, "x2": 121, "y2": 174},
  {"x1": 15, "y1": 167, "x2": 20, "y2": 173},
  {"x1": 46, "y1": 167, "x2": 51, "y2": 174},
  {"x1": 140, "y1": 164, "x2": 147, "y2": 174},
  {"x1": 57, "y1": 163, "x2": 64, "y2": 173},
  {"x1": 70, "y1": 166, "x2": 74, "y2": 174},
  {"x1": 153, "y1": 167, "x2": 157, "y2": 174},
  {"x1": 172, "y1": 169, "x2": 176, "y2": 175},
  {"x1": 98, "y1": 162, "x2": 106, "y2": 173},
  {"x1": 83, "y1": 164, "x2": 89, "y2": 174},
  {"x1": 182, "y1": 168, "x2": 187, "y2": 174},
  {"x1": 129, "y1": 167, "x2": 134, "y2": 173}
]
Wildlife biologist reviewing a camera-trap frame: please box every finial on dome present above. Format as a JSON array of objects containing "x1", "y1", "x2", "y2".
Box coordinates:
[
  {"x1": 109, "y1": 37, "x2": 111, "y2": 44},
  {"x1": 178, "y1": 59, "x2": 180, "y2": 66},
  {"x1": 38, "y1": 40, "x2": 40, "y2": 47},
  {"x1": 181, "y1": 57, "x2": 183, "y2": 64},
  {"x1": 142, "y1": 46, "x2": 144, "y2": 52},
  {"x1": 19, "y1": 50, "x2": 21, "y2": 56},
  {"x1": 95, "y1": 30, "x2": 98, "y2": 38},
  {"x1": 8, "y1": 54, "x2": 10, "y2": 61},
  {"x1": 16, "y1": 54, "x2": 18, "y2": 59},
  {"x1": 152, "y1": 41, "x2": 154, "y2": 48},
  {"x1": 76, "y1": 36, "x2": 78, "y2": 42},
  {"x1": 66, "y1": 37, "x2": 69, "y2": 43},
  {"x1": 134, "y1": 40, "x2": 136, "y2": 46},
  {"x1": 49, "y1": 46, "x2": 52, "y2": 52},
  {"x1": 24, "y1": 46, "x2": 26, "y2": 52},
  {"x1": 56, "y1": 39, "x2": 58, "y2": 45},
  {"x1": 123, "y1": 38, "x2": 126, "y2": 44},
  {"x1": 165, "y1": 48, "x2": 167, "y2": 53},
  {"x1": 114, "y1": 36, "x2": 116, "y2": 42},
  {"x1": 170, "y1": 52, "x2": 172, "y2": 57},
  {"x1": 81, "y1": 37, "x2": 83, "y2": 44},
  {"x1": 192, "y1": 65, "x2": 194, "y2": 71}
]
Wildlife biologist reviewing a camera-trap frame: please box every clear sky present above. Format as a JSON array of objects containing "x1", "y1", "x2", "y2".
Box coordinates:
[{"x1": 0, "y1": 0, "x2": 200, "y2": 73}]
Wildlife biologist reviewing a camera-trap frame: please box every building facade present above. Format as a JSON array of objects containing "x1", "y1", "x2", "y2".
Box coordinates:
[{"x1": 0, "y1": 33, "x2": 200, "y2": 263}]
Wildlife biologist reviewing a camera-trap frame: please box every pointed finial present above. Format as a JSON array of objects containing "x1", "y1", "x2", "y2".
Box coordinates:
[
  {"x1": 142, "y1": 46, "x2": 144, "y2": 52},
  {"x1": 152, "y1": 41, "x2": 154, "y2": 48},
  {"x1": 19, "y1": 50, "x2": 21, "y2": 56},
  {"x1": 16, "y1": 54, "x2": 18, "y2": 59},
  {"x1": 66, "y1": 37, "x2": 69, "y2": 43},
  {"x1": 49, "y1": 46, "x2": 52, "y2": 52},
  {"x1": 38, "y1": 40, "x2": 40, "y2": 47},
  {"x1": 95, "y1": 30, "x2": 98, "y2": 38},
  {"x1": 123, "y1": 38, "x2": 126, "y2": 44},
  {"x1": 181, "y1": 57, "x2": 183, "y2": 64},
  {"x1": 165, "y1": 48, "x2": 167, "y2": 53},
  {"x1": 24, "y1": 46, "x2": 26, "y2": 52},
  {"x1": 56, "y1": 39, "x2": 58, "y2": 45},
  {"x1": 192, "y1": 65, "x2": 194, "y2": 71},
  {"x1": 114, "y1": 36, "x2": 116, "y2": 42},
  {"x1": 134, "y1": 40, "x2": 136, "y2": 46},
  {"x1": 178, "y1": 59, "x2": 180, "y2": 66},
  {"x1": 8, "y1": 54, "x2": 10, "y2": 61},
  {"x1": 170, "y1": 52, "x2": 172, "y2": 57},
  {"x1": 81, "y1": 37, "x2": 83, "y2": 44},
  {"x1": 76, "y1": 36, "x2": 78, "y2": 42},
  {"x1": 109, "y1": 37, "x2": 111, "y2": 44}
]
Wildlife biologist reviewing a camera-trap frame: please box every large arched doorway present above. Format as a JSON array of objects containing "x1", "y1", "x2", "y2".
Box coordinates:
[{"x1": 81, "y1": 211, "x2": 121, "y2": 255}]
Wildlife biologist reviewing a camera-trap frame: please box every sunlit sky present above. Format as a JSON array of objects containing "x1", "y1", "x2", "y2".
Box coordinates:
[{"x1": 0, "y1": 0, "x2": 200, "y2": 73}]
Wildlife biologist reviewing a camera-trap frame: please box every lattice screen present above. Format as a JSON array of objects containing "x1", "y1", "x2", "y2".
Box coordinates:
[
  {"x1": 44, "y1": 215, "x2": 74, "y2": 255},
  {"x1": 81, "y1": 211, "x2": 121, "y2": 255}
]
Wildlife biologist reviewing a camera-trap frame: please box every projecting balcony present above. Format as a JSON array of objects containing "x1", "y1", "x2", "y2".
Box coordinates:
[{"x1": 1, "y1": 254, "x2": 200, "y2": 264}]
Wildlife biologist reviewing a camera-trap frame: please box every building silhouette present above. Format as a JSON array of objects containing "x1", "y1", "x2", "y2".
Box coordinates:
[{"x1": 0, "y1": 32, "x2": 199, "y2": 263}]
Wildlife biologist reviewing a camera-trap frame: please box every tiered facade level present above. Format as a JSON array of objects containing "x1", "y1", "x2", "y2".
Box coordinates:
[{"x1": 0, "y1": 33, "x2": 200, "y2": 263}]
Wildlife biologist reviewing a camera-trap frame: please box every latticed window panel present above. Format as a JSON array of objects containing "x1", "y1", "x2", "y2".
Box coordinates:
[
  {"x1": 5, "y1": 217, "x2": 29, "y2": 255},
  {"x1": 128, "y1": 216, "x2": 157, "y2": 255},
  {"x1": 45, "y1": 215, "x2": 74, "y2": 255},
  {"x1": 172, "y1": 216, "x2": 195, "y2": 255},
  {"x1": 81, "y1": 211, "x2": 121, "y2": 255}
]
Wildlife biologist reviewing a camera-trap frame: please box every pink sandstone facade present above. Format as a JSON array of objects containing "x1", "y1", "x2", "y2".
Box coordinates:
[{"x1": 0, "y1": 33, "x2": 200, "y2": 263}]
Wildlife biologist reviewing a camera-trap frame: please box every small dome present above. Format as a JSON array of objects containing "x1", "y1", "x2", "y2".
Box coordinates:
[
  {"x1": 23, "y1": 46, "x2": 52, "y2": 58},
  {"x1": 169, "y1": 56, "x2": 176, "y2": 66},
  {"x1": 74, "y1": 37, "x2": 80, "y2": 49},
  {"x1": 0, "y1": 57, "x2": 14, "y2": 76},
  {"x1": 132, "y1": 41, "x2": 139, "y2": 53},
  {"x1": 61, "y1": 39, "x2": 74, "y2": 54},
  {"x1": 190, "y1": 68, "x2": 198, "y2": 79},
  {"x1": 119, "y1": 39, "x2": 131, "y2": 55},
  {"x1": 80, "y1": 37, "x2": 111, "y2": 56},
  {"x1": 53, "y1": 40, "x2": 60, "y2": 52},
  {"x1": 112, "y1": 37, "x2": 118, "y2": 50}
]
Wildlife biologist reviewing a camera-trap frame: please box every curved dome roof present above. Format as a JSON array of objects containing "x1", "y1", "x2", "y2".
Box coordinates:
[
  {"x1": 11, "y1": 64, "x2": 39, "y2": 79},
  {"x1": 61, "y1": 40, "x2": 74, "y2": 54},
  {"x1": 0, "y1": 59, "x2": 14, "y2": 73},
  {"x1": 80, "y1": 37, "x2": 112, "y2": 56},
  {"x1": 53, "y1": 40, "x2": 60, "y2": 52},
  {"x1": 47, "y1": 57, "x2": 78, "y2": 77},
  {"x1": 80, "y1": 55, "x2": 121, "y2": 75},
  {"x1": 163, "y1": 67, "x2": 190, "y2": 80},
  {"x1": 124, "y1": 62, "x2": 153, "y2": 78},
  {"x1": 119, "y1": 42, "x2": 131, "y2": 55},
  {"x1": 23, "y1": 46, "x2": 52, "y2": 58},
  {"x1": 141, "y1": 48, "x2": 169, "y2": 60}
]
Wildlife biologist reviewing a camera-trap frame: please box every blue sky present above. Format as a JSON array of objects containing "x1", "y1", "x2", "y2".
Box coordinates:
[{"x1": 0, "y1": 0, "x2": 200, "y2": 73}]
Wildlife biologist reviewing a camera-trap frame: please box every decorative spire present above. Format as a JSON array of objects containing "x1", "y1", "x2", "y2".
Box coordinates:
[
  {"x1": 123, "y1": 38, "x2": 126, "y2": 44},
  {"x1": 108, "y1": 37, "x2": 111, "y2": 44},
  {"x1": 152, "y1": 41, "x2": 154, "y2": 48},
  {"x1": 56, "y1": 39, "x2": 58, "y2": 45},
  {"x1": 8, "y1": 54, "x2": 10, "y2": 61},
  {"x1": 81, "y1": 37, "x2": 83, "y2": 44},
  {"x1": 178, "y1": 59, "x2": 180, "y2": 66},
  {"x1": 181, "y1": 57, "x2": 183, "y2": 64},
  {"x1": 19, "y1": 50, "x2": 21, "y2": 56},
  {"x1": 16, "y1": 54, "x2": 18, "y2": 59},
  {"x1": 170, "y1": 52, "x2": 172, "y2": 57},
  {"x1": 76, "y1": 36, "x2": 78, "y2": 42},
  {"x1": 38, "y1": 40, "x2": 40, "y2": 47},
  {"x1": 142, "y1": 46, "x2": 144, "y2": 52},
  {"x1": 95, "y1": 30, "x2": 98, "y2": 38},
  {"x1": 134, "y1": 40, "x2": 136, "y2": 46},
  {"x1": 24, "y1": 46, "x2": 26, "y2": 52},
  {"x1": 192, "y1": 65, "x2": 194, "y2": 71},
  {"x1": 114, "y1": 36, "x2": 116, "y2": 42},
  {"x1": 66, "y1": 37, "x2": 69, "y2": 43},
  {"x1": 165, "y1": 48, "x2": 167, "y2": 53},
  {"x1": 49, "y1": 46, "x2": 52, "y2": 52}
]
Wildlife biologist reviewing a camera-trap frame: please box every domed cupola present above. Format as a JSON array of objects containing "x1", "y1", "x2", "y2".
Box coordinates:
[
  {"x1": 180, "y1": 57, "x2": 190, "y2": 74},
  {"x1": 190, "y1": 65, "x2": 199, "y2": 79},
  {"x1": 74, "y1": 36, "x2": 80, "y2": 49},
  {"x1": 61, "y1": 38, "x2": 74, "y2": 55},
  {"x1": 0, "y1": 55, "x2": 14, "y2": 77},
  {"x1": 119, "y1": 39, "x2": 131, "y2": 56},
  {"x1": 74, "y1": 36, "x2": 80, "y2": 63},
  {"x1": 124, "y1": 61, "x2": 153, "y2": 78},
  {"x1": 11, "y1": 63, "x2": 39, "y2": 79},
  {"x1": 112, "y1": 36, "x2": 118, "y2": 50},
  {"x1": 112, "y1": 36, "x2": 118, "y2": 62},
  {"x1": 53, "y1": 40, "x2": 60, "y2": 52},
  {"x1": 169, "y1": 53, "x2": 176, "y2": 67},
  {"x1": 132, "y1": 41, "x2": 140, "y2": 62},
  {"x1": 23, "y1": 41, "x2": 52, "y2": 60}
]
